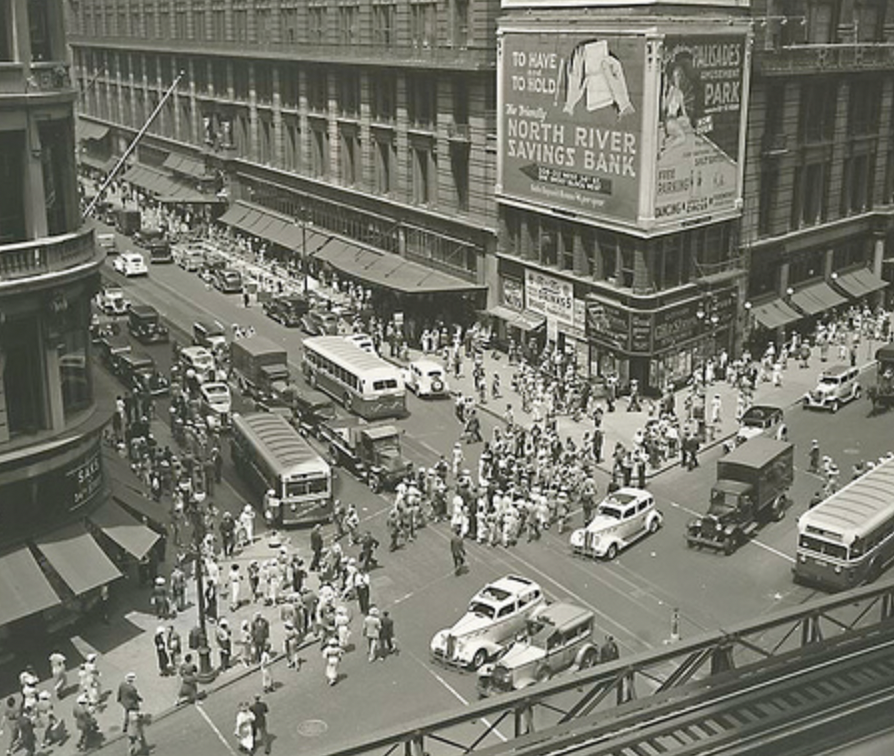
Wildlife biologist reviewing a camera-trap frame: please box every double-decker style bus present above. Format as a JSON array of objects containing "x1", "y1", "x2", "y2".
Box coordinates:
[
  {"x1": 231, "y1": 412, "x2": 333, "y2": 525},
  {"x1": 302, "y1": 336, "x2": 405, "y2": 419},
  {"x1": 794, "y1": 456, "x2": 894, "y2": 590}
]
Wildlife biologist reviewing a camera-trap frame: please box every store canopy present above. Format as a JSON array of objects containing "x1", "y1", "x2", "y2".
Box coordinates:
[
  {"x1": 834, "y1": 268, "x2": 888, "y2": 299},
  {"x1": 76, "y1": 119, "x2": 109, "y2": 142},
  {"x1": 123, "y1": 164, "x2": 219, "y2": 205},
  {"x1": 217, "y1": 201, "x2": 328, "y2": 252},
  {"x1": 111, "y1": 485, "x2": 167, "y2": 531},
  {"x1": 315, "y1": 240, "x2": 484, "y2": 294},
  {"x1": 486, "y1": 304, "x2": 546, "y2": 331},
  {"x1": 0, "y1": 547, "x2": 60, "y2": 626},
  {"x1": 751, "y1": 299, "x2": 802, "y2": 330},
  {"x1": 35, "y1": 523, "x2": 121, "y2": 596},
  {"x1": 790, "y1": 281, "x2": 847, "y2": 316},
  {"x1": 162, "y1": 153, "x2": 211, "y2": 180},
  {"x1": 89, "y1": 500, "x2": 160, "y2": 561}
]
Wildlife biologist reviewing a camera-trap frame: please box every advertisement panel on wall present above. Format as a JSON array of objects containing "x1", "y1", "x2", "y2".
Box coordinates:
[
  {"x1": 499, "y1": 31, "x2": 646, "y2": 225},
  {"x1": 525, "y1": 269, "x2": 575, "y2": 325},
  {"x1": 653, "y1": 34, "x2": 748, "y2": 225}
]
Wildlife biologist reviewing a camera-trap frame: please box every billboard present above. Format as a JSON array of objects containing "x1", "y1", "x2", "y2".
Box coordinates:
[
  {"x1": 525, "y1": 269, "x2": 574, "y2": 325},
  {"x1": 499, "y1": 31, "x2": 646, "y2": 225},
  {"x1": 653, "y1": 35, "x2": 748, "y2": 225}
]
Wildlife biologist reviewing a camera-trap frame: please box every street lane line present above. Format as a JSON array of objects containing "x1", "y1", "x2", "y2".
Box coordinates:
[
  {"x1": 747, "y1": 538, "x2": 796, "y2": 564},
  {"x1": 196, "y1": 700, "x2": 240, "y2": 756},
  {"x1": 666, "y1": 499, "x2": 702, "y2": 518}
]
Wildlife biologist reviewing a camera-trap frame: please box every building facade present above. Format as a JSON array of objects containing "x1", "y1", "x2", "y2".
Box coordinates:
[
  {"x1": 0, "y1": 0, "x2": 120, "y2": 654},
  {"x1": 67, "y1": 0, "x2": 500, "y2": 338}
]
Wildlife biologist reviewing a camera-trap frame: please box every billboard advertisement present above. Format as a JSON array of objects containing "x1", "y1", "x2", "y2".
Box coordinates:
[
  {"x1": 525, "y1": 269, "x2": 574, "y2": 325},
  {"x1": 653, "y1": 35, "x2": 747, "y2": 225},
  {"x1": 499, "y1": 31, "x2": 646, "y2": 225}
]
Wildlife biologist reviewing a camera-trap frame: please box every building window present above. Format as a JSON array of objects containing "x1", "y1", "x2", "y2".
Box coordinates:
[
  {"x1": 212, "y1": 5, "x2": 226, "y2": 39},
  {"x1": 281, "y1": 65, "x2": 299, "y2": 109},
  {"x1": 758, "y1": 163, "x2": 780, "y2": 237},
  {"x1": 833, "y1": 240, "x2": 869, "y2": 271},
  {"x1": 158, "y1": 1, "x2": 171, "y2": 38},
  {"x1": 194, "y1": 9, "x2": 205, "y2": 40},
  {"x1": 175, "y1": 9, "x2": 188, "y2": 39},
  {"x1": 407, "y1": 75, "x2": 436, "y2": 130},
  {"x1": 3, "y1": 319, "x2": 47, "y2": 436},
  {"x1": 800, "y1": 81, "x2": 837, "y2": 143},
  {"x1": 0, "y1": 132, "x2": 25, "y2": 243},
  {"x1": 848, "y1": 79, "x2": 881, "y2": 136},
  {"x1": 789, "y1": 248, "x2": 825, "y2": 285},
  {"x1": 747, "y1": 251, "x2": 778, "y2": 300},
  {"x1": 309, "y1": 2, "x2": 328, "y2": 44},
  {"x1": 338, "y1": 2, "x2": 359, "y2": 45},
  {"x1": 284, "y1": 119, "x2": 300, "y2": 170},
  {"x1": 806, "y1": 1, "x2": 840, "y2": 44},
  {"x1": 339, "y1": 126, "x2": 360, "y2": 186},
  {"x1": 370, "y1": 74, "x2": 396, "y2": 122},
  {"x1": 373, "y1": 132, "x2": 394, "y2": 195},
  {"x1": 29, "y1": 0, "x2": 56, "y2": 61},
  {"x1": 841, "y1": 152, "x2": 875, "y2": 215},
  {"x1": 234, "y1": 4, "x2": 249, "y2": 42},
  {"x1": 234, "y1": 67, "x2": 249, "y2": 101},
  {"x1": 411, "y1": 142, "x2": 434, "y2": 205},
  {"x1": 792, "y1": 162, "x2": 829, "y2": 227},
  {"x1": 855, "y1": 1, "x2": 884, "y2": 43},
  {"x1": 40, "y1": 120, "x2": 75, "y2": 236},
  {"x1": 58, "y1": 307, "x2": 93, "y2": 417},
  {"x1": 450, "y1": 145, "x2": 469, "y2": 212},
  {"x1": 372, "y1": 1, "x2": 396, "y2": 47},
  {"x1": 213, "y1": 62, "x2": 228, "y2": 97},
  {"x1": 256, "y1": 64, "x2": 273, "y2": 105},
  {"x1": 410, "y1": 0, "x2": 436, "y2": 49},
  {"x1": 452, "y1": 0, "x2": 469, "y2": 48},
  {"x1": 257, "y1": 9, "x2": 274, "y2": 44},
  {"x1": 337, "y1": 71, "x2": 360, "y2": 118},
  {"x1": 0, "y1": 3, "x2": 15, "y2": 60},
  {"x1": 281, "y1": 7, "x2": 299, "y2": 44},
  {"x1": 259, "y1": 117, "x2": 273, "y2": 164},
  {"x1": 308, "y1": 68, "x2": 328, "y2": 113},
  {"x1": 311, "y1": 122, "x2": 330, "y2": 178}
]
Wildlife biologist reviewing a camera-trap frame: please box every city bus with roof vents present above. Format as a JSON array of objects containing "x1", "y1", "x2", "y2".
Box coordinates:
[
  {"x1": 230, "y1": 412, "x2": 333, "y2": 526},
  {"x1": 301, "y1": 335, "x2": 406, "y2": 419},
  {"x1": 793, "y1": 456, "x2": 894, "y2": 591}
]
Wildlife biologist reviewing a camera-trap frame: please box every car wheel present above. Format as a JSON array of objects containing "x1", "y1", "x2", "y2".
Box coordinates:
[
  {"x1": 535, "y1": 666, "x2": 552, "y2": 683},
  {"x1": 605, "y1": 543, "x2": 618, "y2": 561},
  {"x1": 580, "y1": 648, "x2": 599, "y2": 669},
  {"x1": 854, "y1": 386, "x2": 862, "y2": 400},
  {"x1": 470, "y1": 648, "x2": 489, "y2": 671},
  {"x1": 831, "y1": 400, "x2": 839, "y2": 413},
  {"x1": 368, "y1": 474, "x2": 382, "y2": 494},
  {"x1": 648, "y1": 517, "x2": 660, "y2": 534}
]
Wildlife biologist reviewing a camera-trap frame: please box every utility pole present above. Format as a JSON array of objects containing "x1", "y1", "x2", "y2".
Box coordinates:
[{"x1": 83, "y1": 70, "x2": 186, "y2": 219}]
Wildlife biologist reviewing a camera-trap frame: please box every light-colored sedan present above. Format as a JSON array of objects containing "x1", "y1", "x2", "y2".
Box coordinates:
[
  {"x1": 570, "y1": 487, "x2": 663, "y2": 560},
  {"x1": 199, "y1": 381, "x2": 232, "y2": 430},
  {"x1": 404, "y1": 359, "x2": 449, "y2": 398},
  {"x1": 112, "y1": 251, "x2": 148, "y2": 277}
]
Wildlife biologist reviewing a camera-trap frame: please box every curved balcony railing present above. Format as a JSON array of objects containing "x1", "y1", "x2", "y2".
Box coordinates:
[{"x1": 0, "y1": 227, "x2": 97, "y2": 284}]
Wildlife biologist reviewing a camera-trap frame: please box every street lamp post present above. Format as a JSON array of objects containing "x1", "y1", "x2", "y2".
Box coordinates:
[{"x1": 187, "y1": 500, "x2": 216, "y2": 683}]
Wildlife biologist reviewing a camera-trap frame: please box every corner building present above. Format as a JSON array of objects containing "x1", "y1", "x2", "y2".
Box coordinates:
[
  {"x1": 0, "y1": 0, "x2": 123, "y2": 655},
  {"x1": 495, "y1": 0, "x2": 753, "y2": 391},
  {"x1": 67, "y1": 0, "x2": 500, "y2": 337}
]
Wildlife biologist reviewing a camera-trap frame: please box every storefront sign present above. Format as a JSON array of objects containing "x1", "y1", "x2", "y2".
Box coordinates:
[
  {"x1": 67, "y1": 447, "x2": 104, "y2": 512},
  {"x1": 585, "y1": 297, "x2": 631, "y2": 351},
  {"x1": 499, "y1": 30, "x2": 645, "y2": 226},
  {"x1": 652, "y1": 34, "x2": 748, "y2": 226},
  {"x1": 525, "y1": 269, "x2": 574, "y2": 325},
  {"x1": 502, "y1": 277, "x2": 525, "y2": 310},
  {"x1": 630, "y1": 313, "x2": 652, "y2": 352}
]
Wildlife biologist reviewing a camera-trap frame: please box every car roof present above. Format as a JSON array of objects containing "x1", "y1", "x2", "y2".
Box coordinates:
[
  {"x1": 129, "y1": 304, "x2": 157, "y2": 316},
  {"x1": 821, "y1": 364, "x2": 851, "y2": 376},
  {"x1": 535, "y1": 602, "x2": 594, "y2": 628},
  {"x1": 485, "y1": 575, "x2": 539, "y2": 595},
  {"x1": 201, "y1": 382, "x2": 229, "y2": 393},
  {"x1": 601, "y1": 487, "x2": 650, "y2": 505},
  {"x1": 412, "y1": 359, "x2": 443, "y2": 371},
  {"x1": 742, "y1": 404, "x2": 782, "y2": 418},
  {"x1": 181, "y1": 346, "x2": 212, "y2": 358}
]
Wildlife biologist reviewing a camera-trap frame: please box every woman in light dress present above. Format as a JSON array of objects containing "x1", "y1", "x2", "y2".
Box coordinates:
[{"x1": 234, "y1": 701, "x2": 255, "y2": 753}]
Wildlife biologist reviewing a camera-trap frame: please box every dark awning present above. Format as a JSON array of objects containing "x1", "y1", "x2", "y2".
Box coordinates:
[
  {"x1": 89, "y1": 500, "x2": 160, "y2": 561},
  {"x1": 834, "y1": 268, "x2": 888, "y2": 299},
  {"x1": 162, "y1": 153, "x2": 211, "y2": 180},
  {"x1": 110, "y1": 485, "x2": 167, "y2": 531},
  {"x1": 790, "y1": 282, "x2": 847, "y2": 316},
  {"x1": 76, "y1": 119, "x2": 110, "y2": 142},
  {"x1": 315, "y1": 240, "x2": 484, "y2": 294},
  {"x1": 751, "y1": 299, "x2": 802, "y2": 329},
  {"x1": 486, "y1": 304, "x2": 546, "y2": 331},
  {"x1": 0, "y1": 547, "x2": 61, "y2": 626},
  {"x1": 123, "y1": 164, "x2": 219, "y2": 204},
  {"x1": 35, "y1": 523, "x2": 122, "y2": 596}
]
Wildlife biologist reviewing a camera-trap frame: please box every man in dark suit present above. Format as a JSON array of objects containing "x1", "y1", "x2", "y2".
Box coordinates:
[{"x1": 116, "y1": 672, "x2": 142, "y2": 729}]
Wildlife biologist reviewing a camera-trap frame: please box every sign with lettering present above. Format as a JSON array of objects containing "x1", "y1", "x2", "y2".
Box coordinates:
[
  {"x1": 652, "y1": 34, "x2": 748, "y2": 225},
  {"x1": 499, "y1": 30, "x2": 645, "y2": 225},
  {"x1": 525, "y1": 270, "x2": 574, "y2": 325},
  {"x1": 67, "y1": 447, "x2": 105, "y2": 512},
  {"x1": 501, "y1": 277, "x2": 524, "y2": 310},
  {"x1": 585, "y1": 297, "x2": 631, "y2": 351}
]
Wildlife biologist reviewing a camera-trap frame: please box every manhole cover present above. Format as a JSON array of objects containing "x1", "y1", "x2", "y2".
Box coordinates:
[{"x1": 298, "y1": 719, "x2": 329, "y2": 738}]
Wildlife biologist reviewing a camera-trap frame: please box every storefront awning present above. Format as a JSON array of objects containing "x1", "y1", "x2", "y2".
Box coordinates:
[
  {"x1": 833, "y1": 268, "x2": 888, "y2": 299},
  {"x1": 162, "y1": 153, "x2": 211, "y2": 180},
  {"x1": 218, "y1": 201, "x2": 328, "y2": 251},
  {"x1": 35, "y1": 523, "x2": 122, "y2": 596},
  {"x1": 316, "y1": 240, "x2": 484, "y2": 294},
  {"x1": 790, "y1": 281, "x2": 847, "y2": 316},
  {"x1": 486, "y1": 304, "x2": 547, "y2": 331},
  {"x1": 76, "y1": 119, "x2": 110, "y2": 142},
  {"x1": 0, "y1": 547, "x2": 61, "y2": 626},
  {"x1": 123, "y1": 164, "x2": 220, "y2": 205},
  {"x1": 89, "y1": 500, "x2": 160, "y2": 561},
  {"x1": 751, "y1": 299, "x2": 802, "y2": 330},
  {"x1": 111, "y1": 484, "x2": 167, "y2": 531}
]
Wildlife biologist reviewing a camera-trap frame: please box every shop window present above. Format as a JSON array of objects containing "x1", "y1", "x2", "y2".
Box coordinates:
[
  {"x1": 373, "y1": 133, "x2": 394, "y2": 195},
  {"x1": 372, "y1": 1, "x2": 396, "y2": 46},
  {"x1": 0, "y1": 132, "x2": 26, "y2": 243},
  {"x1": 3, "y1": 319, "x2": 47, "y2": 436},
  {"x1": 789, "y1": 248, "x2": 825, "y2": 285}
]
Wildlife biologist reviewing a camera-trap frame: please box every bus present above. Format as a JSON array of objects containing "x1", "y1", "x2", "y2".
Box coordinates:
[
  {"x1": 301, "y1": 335, "x2": 406, "y2": 419},
  {"x1": 230, "y1": 412, "x2": 333, "y2": 526},
  {"x1": 793, "y1": 456, "x2": 894, "y2": 591}
]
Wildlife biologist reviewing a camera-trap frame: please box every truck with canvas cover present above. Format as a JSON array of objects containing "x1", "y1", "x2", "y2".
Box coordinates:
[{"x1": 230, "y1": 335, "x2": 290, "y2": 400}]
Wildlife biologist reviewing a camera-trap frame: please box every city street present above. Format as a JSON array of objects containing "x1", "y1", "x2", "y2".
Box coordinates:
[{"x1": 6, "y1": 223, "x2": 889, "y2": 756}]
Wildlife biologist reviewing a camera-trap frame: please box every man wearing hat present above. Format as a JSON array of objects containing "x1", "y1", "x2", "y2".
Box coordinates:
[
  {"x1": 116, "y1": 672, "x2": 142, "y2": 729},
  {"x1": 72, "y1": 694, "x2": 97, "y2": 751},
  {"x1": 151, "y1": 576, "x2": 169, "y2": 619}
]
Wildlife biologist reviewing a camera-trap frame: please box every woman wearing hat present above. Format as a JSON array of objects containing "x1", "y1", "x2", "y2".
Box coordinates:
[
  {"x1": 154, "y1": 627, "x2": 171, "y2": 676},
  {"x1": 322, "y1": 638, "x2": 343, "y2": 686},
  {"x1": 234, "y1": 701, "x2": 255, "y2": 753}
]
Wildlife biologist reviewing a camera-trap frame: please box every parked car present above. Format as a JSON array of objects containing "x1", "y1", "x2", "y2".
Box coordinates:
[
  {"x1": 98, "y1": 332, "x2": 132, "y2": 370},
  {"x1": 193, "y1": 320, "x2": 228, "y2": 354},
  {"x1": 95, "y1": 286, "x2": 130, "y2": 316},
  {"x1": 803, "y1": 364, "x2": 861, "y2": 412},
  {"x1": 199, "y1": 254, "x2": 227, "y2": 283},
  {"x1": 301, "y1": 309, "x2": 340, "y2": 336},
  {"x1": 569, "y1": 487, "x2": 662, "y2": 560},
  {"x1": 403, "y1": 359, "x2": 449, "y2": 398},
  {"x1": 199, "y1": 381, "x2": 232, "y2": 431},
  {"x1": 263, "y1": 294, "x2": 311, "y2": 327},
  {"x1": 112, "y1": 251, "x2": 148, "y2": 277},
  {"x1": 114, "y1": 351, "x2": 170, "y2": 396},
  {"x1": 127, "y1": 304, "x2": 169, "y2": 344},
  {"x1": 176, "y1": 244, "x2": 205, "y2": 272},
  {"x1": 212, "y1": 268, "x2": 244, "y2": 294},
  {"x1": 97, "y1": 232, "x2": 117, "y2": 255},
  {"x1": 477, "y1": 602, "x2": 599, "y2": 696},
  {"x1": 430, "y1": 575, "x2": 545, "y2": 670},
  {"x1": 260, "y1": 383, "x2": 337, "y2": 438},
  {"x1": 734, "y1": 404, "x2": 785, "y2": 446},
  {"x1": 178, "y1": 345, "x2": 217, "y2": 383}
]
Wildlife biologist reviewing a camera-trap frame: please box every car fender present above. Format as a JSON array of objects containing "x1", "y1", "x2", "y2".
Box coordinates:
[
  {"x1": 597, "y1": 535, "x2": 622, "y2": 556},
  {"x1": 572, "y1": 642, "x2": 600, "y2": 670},
  {"x1": 646, "y1": 511, "x2": 663, "y2": 530}
]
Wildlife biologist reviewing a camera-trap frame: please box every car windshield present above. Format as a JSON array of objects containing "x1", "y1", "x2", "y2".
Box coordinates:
[
  {"x1": 818, "y1": 375, "x2": 842, "y2": 386},
  {"x1": 427, "y1": 370, "x2": 443, "y2": 378},
  {"x1": 204, "y1": 386, "x2": 228, "y2": 399},
  {"x1": 478, "y1": 586, "x2": 511, "y2": 602},
  {"x1": 708, "y1": 489, "x2": 740, "y2": 514},
  {"x1": 373, "y1": 379, "x2": 399, "y2": 390},
  {"x1": 596, "y1": 505, "x2": 622, "y2": 519},
  {"x1": 467, "y1": 601, "x2": 497, "y2": 619}
]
